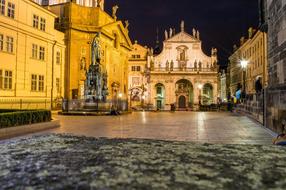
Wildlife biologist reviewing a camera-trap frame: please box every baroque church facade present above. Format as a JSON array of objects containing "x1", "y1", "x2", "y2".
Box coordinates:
[
  {"x1": 147, "y1": 22, "x2": 218, "y2": 110},
  {"x1": 45, "y1": 0, "x2": 132, "y2": 104}
]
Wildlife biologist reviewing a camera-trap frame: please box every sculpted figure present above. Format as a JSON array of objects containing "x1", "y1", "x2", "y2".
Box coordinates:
[
  {"x1": 125, "y1": 20, "x2": 129, "y2": 30},
  {"x1": 165, "y1": 30, "x2": 168, "y2": 40},
  {"x1": 112, "y1": 5, "x2": 119, "y2": 20},
  {"x1": 181, "y1": 20, "x2": 185, "y2": 31},
  {"x1": 169, "y1": 28, "x2": 173, "y2": 38},
  {"x1": 92, "y1": 32, "x2": 101, "y2": 64},
  {"x1": 197, "y1": 30, "x2": 200, "y2": 40},
  {"x1": 193, "y1": 28, "x2": 196, "y2": 37}
]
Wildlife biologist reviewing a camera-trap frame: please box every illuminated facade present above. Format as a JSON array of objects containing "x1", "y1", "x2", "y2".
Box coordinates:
[
  {"x1": 148, "y1": 21, "x2": 218, "y2": 110},
  {"x1": 47, "y1": 2, "x2": 132, "y2": 101},
  {"x1": 0, "y1": 0, "x2": 65, "y2": 107},
  {"x1": 229, "y1": 28, "x2": 268, "y2": 95},
  {"x1": 128, "y1": 42, "x2": 149, "y2": 108}
]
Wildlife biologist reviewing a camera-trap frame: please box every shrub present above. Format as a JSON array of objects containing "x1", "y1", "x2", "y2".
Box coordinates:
[{"x1": 0, "y1": 110, "x2": 51, "y2": 128}]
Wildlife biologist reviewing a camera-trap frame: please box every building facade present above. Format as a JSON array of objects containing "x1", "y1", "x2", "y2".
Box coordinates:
[
  {"x1": 229, "y1": 28, "x2": 268, "y2": 96},
  {"x1": 128, "y1": 41, "x2": 149, "y2": 108},
  {"x1": 219, "y1": 70, "x2": 227, "y2": 102},
  {"x1": 47, "y1": 2, "x2": 132, "y2": 103},
  {"x1": 263, "y1": 0, "x2": 286, "y2": 132},
  {"x1": 148, "y1": 22, "x2": 218, "y2": 110},
  {"x1": 0, "y1": 0, "x2": 65, "y2": 109}
]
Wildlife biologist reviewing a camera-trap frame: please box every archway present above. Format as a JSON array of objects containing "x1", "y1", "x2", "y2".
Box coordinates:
[
  {"x1": 202, "y1": 83, "x2": 213, "y2": 105},
  {"x1": 175, "y1": 79, "x2": 194, "y2": 108},
  {"x1": 155, "y1": 83, "x2": 165, "y2": 110}
]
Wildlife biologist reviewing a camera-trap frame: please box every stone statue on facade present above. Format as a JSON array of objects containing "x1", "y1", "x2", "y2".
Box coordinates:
[
  {"x1": 125, "y1": 20, "x2": 129, "y2": 30},
  {"x1": 193, "y1": 28, "x2": 196, "y2": 37},
  {"x1": 197, "y1": 30, "x2": 200, "y2": 40},
  {"x1": 165, "y1": 30, "x2": 168, "y2": 40},
  {"x1": 80, "y1": 57, "x2": 86, "y2": 71},
  {"x1": 166, "y1": 60, "x2": 169, "y2": 71},
  {"x1": 112, "y1": 5, "x2": 119, "y2": 21},
  {"x1": 170, "y1": 60, "x2": 174, "y2": 71},
  {"x1": 91, "y1": 32, "x2": 101, "y2": 64},
  {"x1": 96, "y1": 0, "x2": 102, "y2": 7},
  {"x1": 169, "y1": 28, "x2": 173, "y2": 38},
  {"x1": 181, "y1": 20, "x2": 185, "y2": 32}
]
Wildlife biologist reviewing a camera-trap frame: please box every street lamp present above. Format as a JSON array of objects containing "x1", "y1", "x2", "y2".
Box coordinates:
[
  {"x1": 240, "y1": 60, "x2": 249, "y2": 100},
  {"x1": 118, "y1": 93, "x2": 123, "y2": 111}
]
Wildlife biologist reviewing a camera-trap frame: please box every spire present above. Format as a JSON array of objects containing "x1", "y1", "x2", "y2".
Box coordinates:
[{"x1": 154, "y1": 27, "x2": 161, "y2": 55}]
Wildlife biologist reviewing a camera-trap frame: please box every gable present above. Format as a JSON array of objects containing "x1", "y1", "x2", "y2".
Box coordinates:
[{"x1": 166, "y1": 31, "x2": 198, "y2": 43}]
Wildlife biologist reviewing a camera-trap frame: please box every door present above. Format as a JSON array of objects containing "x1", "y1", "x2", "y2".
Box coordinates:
[
  {"x1": 178, "y1": 96, "x2": 186, "y2": 108},
  {"x1": 157, "y1": 100, "x2": 162, "y2": 110}
]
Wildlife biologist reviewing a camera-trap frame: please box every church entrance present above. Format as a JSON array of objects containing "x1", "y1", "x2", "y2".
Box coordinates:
[{"x1": 178, "y1": 96, "x2": 186, "y2": 108}]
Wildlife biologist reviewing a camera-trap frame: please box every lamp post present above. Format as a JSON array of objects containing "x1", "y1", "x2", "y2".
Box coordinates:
[
  {"x1": 240, "y1": 60, "x2": 249, "y2": 101},
  {"x1": 118, "y1": 93, "x2": 123, "y2": 111}
]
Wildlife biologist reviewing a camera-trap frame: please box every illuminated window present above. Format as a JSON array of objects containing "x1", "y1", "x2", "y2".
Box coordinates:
[
  {"x1": 0, "y1": 0, "x2": 5, "y2": 15},
  {"x1": 0, "y1": 34, "x2": 3, "y2": 51},
  {"x1": 56, "y1": 51, "x2": 61, "y2": 64},
  {"x1": 4, "y1": 70, "x2": 12, "y2": 89},
  {"x1": 40, "y1": 18, "x2": 46, "y2": 31},
  {"x1": 33, "y1": 15, "x2": 39, "y2": 28},
  {"x1": 157, "y1": 86, "x2": 162, "y2": 95},
  {"x1": 39, "y1": 46, "x2": 45, "y2": 60},
  {"x1": 39, "y1": 75, "x2": 44, "y2": 91},
  {"x1": 32, "y1": 44, "x2": 38, "y2": 59},
  {"x1": 31, "y1": 74, "x2": 37, "y2": 91},
  {"x1": 6, "y1": 36, "x2": 13, "y2": 53},
  {"x1": 0, "y1": 69, "x2": 2, "y2": 89},
  {"x1": 7, "y1": 2, "x2": 14, "y2": 19}
]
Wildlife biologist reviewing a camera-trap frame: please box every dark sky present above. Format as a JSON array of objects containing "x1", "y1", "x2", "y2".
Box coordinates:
[{"x1": 105, "y1": 0, "x2": 259, "y2": 65}]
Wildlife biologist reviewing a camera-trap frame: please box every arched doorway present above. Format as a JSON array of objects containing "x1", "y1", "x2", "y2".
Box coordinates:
[
  {"x1": 155, "y1": 83, "x2": 165, "y2": 110},
  {"x1": 202, "y1": 83, "x2": 213, "y2": 105},
  {"x1": 175, "y1": 79, "x2": 194, "y2": 109},
  {"x1": 178, "y1": 96, "x2": 186, "y2": 108}
]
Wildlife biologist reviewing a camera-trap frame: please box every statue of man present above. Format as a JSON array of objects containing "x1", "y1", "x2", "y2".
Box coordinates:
[
  {"x1": 96, "y1": 0, "x2": 102, "y2": 7},
  {"x1": 112, "y1": 5, "x2": 119, "y2": 20},
  {"x1": 92, "y1": 32, "x2": 101, "y2": 64},
  {"x1": 169, "y1": 28, "x2": 173, "y2": 38},
  {"x1": 165, "y1": 30, "x2": 168, "y2": 40},
  {"x1": 193, "y1": 28, "x2": 196, "y2": 37},
  {"x1": 125, "y1": 20, "x2": 129, "y2": 30},
  {"x1": 197, "y1": 30, "x2": 200, "y2": 40},
  {"x1": 181, "y1": 20, "x2": 185, "y2": 31}
]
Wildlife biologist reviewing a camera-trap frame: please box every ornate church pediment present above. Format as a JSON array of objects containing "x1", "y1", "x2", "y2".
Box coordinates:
[{"x1": 165, "y1": 32, "x2": 199, "y2": 43}]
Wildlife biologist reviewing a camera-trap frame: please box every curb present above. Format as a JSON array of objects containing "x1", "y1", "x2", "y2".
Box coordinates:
[{"x1": 0, "y1": 119, "x2": 60, "y2": 140}]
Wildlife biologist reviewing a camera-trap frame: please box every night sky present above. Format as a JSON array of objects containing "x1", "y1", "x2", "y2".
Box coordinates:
[{"x1": 105, "y1": 0, "x2": 259, "y2": 65}]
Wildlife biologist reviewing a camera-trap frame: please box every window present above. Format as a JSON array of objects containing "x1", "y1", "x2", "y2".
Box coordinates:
[
  {"x1": 33, "y1": 15, "x2": 39, "y2": 29},
  {"x1": 38, "y1": 75, "x2": 44, "y2": 92},
  {"x1": 40, "y1": 18, "x2": 46, "y2": 31},
  {"x1": 0, "y1": 34, "x2": 3, "y2": 51},
  {"x1": 7, "y1": 2, "x2": 14, "y2": 19},
  {"x1": 131, "y1": 66, "x2": 141, "y2": 71},
  {"x1": 32, "y1": 44, "x2": 38, "y2": 59},
  {"x1": 56, "y1": 78, "x2": 60, "y2": 92},
  {"x1": 0, "y1": 0, "x2": 5, "y2": 15},
  {"x1": 157, "y1": 86, "x2": 162, "y2": 95},
  {"x1": 4, "y1": 70, "x2": 12, "y2": 89},
  {"x1": 39, "y1": 46, "x2": 45, "y2": 60},
  {"x1": 131, "y1": 66, "x2": 136, "y2": 71},
  {"x1": 0, "y1": 69, "x2": 2, "y2": 89},
  {"x1": 31, "y1": 74, "x2": 37, "y2": 91},
  {"x1": 56, "y1": 51, "x2": 61, "y2": 64},
  {"x1": 6, "y1": 36, "x2": 13, "y2": 53}
]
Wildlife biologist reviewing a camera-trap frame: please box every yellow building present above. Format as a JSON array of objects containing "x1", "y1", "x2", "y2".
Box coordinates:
[
  {"x1": 128, "y1": 41, "x2": 149, "y2": 108},
  {"x1": 229, "y1": 28, "x2": 268, "y2": 95},
  {"x1": 47, "y1": 2, "x2": 132, "y2": 102},
  {"x1": 0, "y1": 0, "x2": 65, "y2": 109}
]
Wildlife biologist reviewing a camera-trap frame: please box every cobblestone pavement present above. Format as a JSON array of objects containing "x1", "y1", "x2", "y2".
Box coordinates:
[
  {"x1": 0, "y1": 134, "x2": 286, "y2": 190},
  {"x1": 22, "y1": 112, "x2": 274, "y2": 144}
]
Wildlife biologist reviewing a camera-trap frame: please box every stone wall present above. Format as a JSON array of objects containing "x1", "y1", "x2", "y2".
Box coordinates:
[{"x1": 265, "y1": 0, "x2": 286, "y2": 133}]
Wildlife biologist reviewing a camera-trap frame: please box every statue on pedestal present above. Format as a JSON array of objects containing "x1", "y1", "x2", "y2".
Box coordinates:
[{"x1": 112, "y1": 5, "x2": 119, "y2": 21}]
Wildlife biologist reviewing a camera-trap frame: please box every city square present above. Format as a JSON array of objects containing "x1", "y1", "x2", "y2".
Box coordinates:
[{"x1": 0, "y1": 0, "x2": 286, "y2": 189}]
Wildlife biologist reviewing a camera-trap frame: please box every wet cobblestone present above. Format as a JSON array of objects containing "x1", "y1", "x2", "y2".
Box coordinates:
[{"x1": 0, "y1": 134, "x2": 286, "y2": 189}]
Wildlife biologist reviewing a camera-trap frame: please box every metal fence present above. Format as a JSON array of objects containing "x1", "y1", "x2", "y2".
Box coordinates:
[{"x1": 0, "y1": 99, "x2": 62, "y2": 110}]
